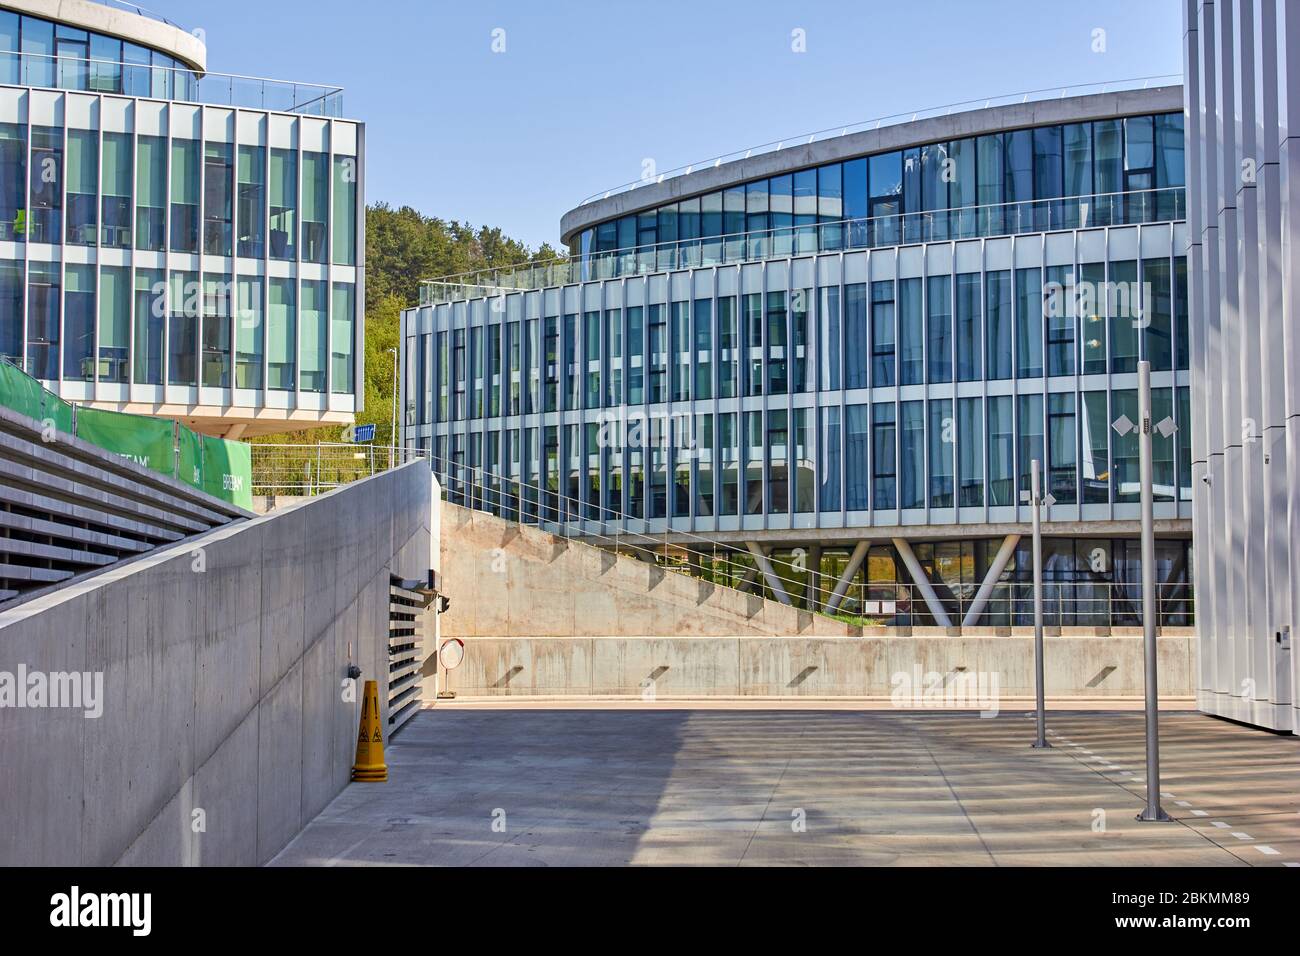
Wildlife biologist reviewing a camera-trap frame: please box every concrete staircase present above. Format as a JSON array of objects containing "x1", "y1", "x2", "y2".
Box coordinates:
[{"x1": 0, "y1": 404, "x2": 251, "y2": 605}]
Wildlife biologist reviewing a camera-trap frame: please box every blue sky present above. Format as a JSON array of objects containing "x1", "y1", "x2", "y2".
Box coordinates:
[{"x1": 159, "y1": 0, "x2": 1185, "y2": 250}]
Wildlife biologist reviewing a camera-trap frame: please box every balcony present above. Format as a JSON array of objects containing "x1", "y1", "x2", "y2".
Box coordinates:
[
  {"x1": 0, "y1": 50, "x2": 344, "y2": 117},
  {"x1": 419, "y1": 186, "x2": 1187, "y2": 306}
]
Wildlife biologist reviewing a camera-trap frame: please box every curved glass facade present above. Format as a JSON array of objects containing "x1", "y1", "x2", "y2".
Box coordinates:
[
  {"x1": 567, "y1": 112, "x2": 1185, "y2": 274},
  {"x1": 404, "y1": 104, "x2": 1192, "y2": 626},
  {"x1": 0, "y1": 8, "x2": 200, "y2": 99}
]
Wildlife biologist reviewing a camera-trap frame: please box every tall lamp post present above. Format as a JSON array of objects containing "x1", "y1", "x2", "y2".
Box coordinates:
[
  {"x1": 1024, "y1": 459, "x2": 1054, "y2": 748},
  {"x1": 387, "y1": 346, "x2": 398, "y2": 470}
]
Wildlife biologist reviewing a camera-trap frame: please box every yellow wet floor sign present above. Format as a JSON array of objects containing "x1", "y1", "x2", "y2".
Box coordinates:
[{"x1": 352, "y1": 680, "x2": 388, "y2": 782}]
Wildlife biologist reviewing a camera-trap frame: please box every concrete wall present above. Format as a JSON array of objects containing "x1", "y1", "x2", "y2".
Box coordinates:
[
  {"x1": 0, "y1": 462, "x2": 436, "y2": 866},
  {"x1": 447, "y1": 635, "x2": 1195, "y2": 699},
  {"x1": 436, "y1": 502, "x2": 1195, "y2": 699}
]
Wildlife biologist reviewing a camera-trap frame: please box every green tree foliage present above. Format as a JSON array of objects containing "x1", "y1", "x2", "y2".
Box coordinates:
[{"x1": 253, "y1": 203, "x2": 562, "y2": 448}]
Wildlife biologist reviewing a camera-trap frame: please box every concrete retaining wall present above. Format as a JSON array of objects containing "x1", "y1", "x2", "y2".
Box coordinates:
[
  {"x1": 0, "y1": 462, "x2": 436, "y2": 866},
  {"x1": 444, "y1": 635, "x2": 1195, "y2": 699}
]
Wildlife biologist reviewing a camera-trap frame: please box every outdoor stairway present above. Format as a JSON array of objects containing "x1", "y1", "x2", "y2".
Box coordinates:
[{"x1": 0, "y1": 405, "x2": 252, "y2": 605}]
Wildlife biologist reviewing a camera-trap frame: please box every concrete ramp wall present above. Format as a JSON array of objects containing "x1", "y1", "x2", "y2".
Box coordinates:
[
  {"x1": 437, "y1": 503, "x2": 1195, "y2": 699},
  {"x1": 0, "y1": 461, "x2": 436, "y2": 866}
]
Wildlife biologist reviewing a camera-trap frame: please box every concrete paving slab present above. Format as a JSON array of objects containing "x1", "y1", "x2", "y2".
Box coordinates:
[{"x1": 271, "y1": 706, "x2": 1300, "y2": 867}]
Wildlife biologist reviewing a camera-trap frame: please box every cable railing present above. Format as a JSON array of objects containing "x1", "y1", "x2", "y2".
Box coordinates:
[
  {"x1": 417, "y1": 187, "x2": 1186, "y2": 305},
  {"x1": 576, "y1": 74, "x2": 1182, "y2": 206},
  {"x1": 248, "y1": 442, "x2": 1194, "y2": 629},
  {"x1": 0, "y1": 51, "x2": 345, "y2": 116}
]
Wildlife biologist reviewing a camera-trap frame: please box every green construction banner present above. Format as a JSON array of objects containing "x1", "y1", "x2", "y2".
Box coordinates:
[
  {"x1": 177, "y1": 425, "x2": 204, "y2": 489},
  {"x1": 75, "y1": 406, "x2": 174, "y2": 475},
  {"x1": 200, "y1": 434, "x2": 253, "y2": 510},
  {"x1": 0, "y1": 359, "x2": 74, "y2": 434}
]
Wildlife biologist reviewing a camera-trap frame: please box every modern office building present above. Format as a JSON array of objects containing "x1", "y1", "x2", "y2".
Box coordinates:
[
  {"x1": 0, "y1": 0, "x2": 364, "y2": 438},
  {"x1": 1184, "y1": 0, "x2": 1298, "y2": 735},
  {"x1": 401, "y1": 82, "x2": 1194, "y2": 631}
]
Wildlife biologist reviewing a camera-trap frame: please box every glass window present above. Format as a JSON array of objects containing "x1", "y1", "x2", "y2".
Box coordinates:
[
  {"x1": 201, "y1": 273, "x2": 231, "y2": 388},
  {"x1": 899, "y1": 400, "x2": 924, "y2": 510},
  {"x1": 744, "y1": 410, "x2": 763, "y2": 514},
  {"x1": 920, "y1": 143, "x2": 948, "y2": 241},
  {"x1": 723, "y1": 187, "x2": 745, "y2": 261},
  {"x1": 1174, "y1": 255, "x2": 1189, "y2": 370},
  {"x1": 203, "y1": 141, "x2": 233, "y2": 256},
  {"x1": 1109, "y1": 259, "x2": 1139, "y2": 372},
  {"x1": 101, "y1": 131, "x2": 131, "y2": 248},
  {"x1": 928, "y1": 398, "x2": 953, "y2": 508},
  {"x1": 301, "y1": 151, "x2": 328, "y2": 263},
  {"x1": 132, "y1": 267, "x2": 163, "y2": 385},
  {"x1": 744, "y1": 292, "x2": 762, "y2": 395},
  {"x1": 605, "y1": 308, "x2": 622, "y2": 406},
  {"x1": 868, "y1": 151, "x2": 902, "y2": 245},
  {"x1": 624, "y1": 307, "x2": 642, "y2": 405},
  {"x1": 1015, "y1": 267, "x2": 1043, "y2": 378},
  {"x1": 926, "y1": 274, "x2": 952, "y2": 383},
  {"x1": 1048, "y1": 392, "x2": 1077, "y2": 503},
  {"x1": 1017, "y1": 393, "x2": 1044, "y2": 501},
  {"x1": 719, "y1": 412, "x2": 739, "y2": 515},
  {"x1": 331, "y1": 282, "x2": 355, "y2": 394},
  {"x1": 954, "y1": 272, "x2": 981, "y2": 381},
  {"x1": 333, "y1": 155, "x2": 357, "y2": 265},
  {"x1": 169, "y1": 138, "x2": 199, "y2": 252},
  {"x1": 871, "y1": 403, "x2": 896, "y2": 510},
  {"x1": 958, "y1": 397, "x2": 983, "y2": 507},
  {"x1": 745, "y1": 179, "x2": 768, "y2": 260},
  {"x1": 769, "y1": 174, "x2": 793, "y2": 256},
  {"x1": 63, "y1": 263, "x2": 95, "y2": 380},
  {"x1": 65, "y1": 128, "x2": 97, "y2": 246},
  {"x1": 1004, "y1": 130, "x2": 1033, "y2": 231},
  {"x1": 565, "y1": 312, "x2": 582, "y2": 408},
  {"x1": 269, "y1": 148, "x2": 297, "y2": 259},
  {"x1": 55, "y1": 26, "x2": 88, "y2": 91},
  {"x1": 984, "y1": 270, "x2": 1012, "y2": 380},
  {"x1": 1093, "y1": 119, "x2": 1123, "y2": 224},
  {"x1": 766, "y1": 291, "x2": 787, "y2": 394},
  {"x1": 122, "y1": 42, "x2": 150, "y2": 97},
  {"x1": 844, "y1": 158, "x2": 868, "y2": 246},
  {"x1": 987, "y1": 395, "x2": 1015, "y2": 506},
  {"x1": 0, "y1": 122, "x2": 25, "y2": 242},
  {"x1": 818, "y1": 162, "x2": 843, "y2": 250},
  {"x1": 0, "y1": 12, "x2": 19, "y2": 86},
  {"x1": 696, "y1": 413, "x2": 715, "y2": 517},
  {"x1": 1156, "y1": 113, "x2": 1185, "y2": 219},
  {"x1": 871, "y1": 280, "x2": 895, "y2": 386},
  {"x1": 1081, "y1": 390, "x2": 1109, "y2": 503},
  {"x1": 230, "y1": 276, "x2": 262, "y2": 389},
  {"x1": 671, "y1": 300, "x2": 690, "y2": 402},
  {"x1": 98, "y1": 265, "x2": 129, "y2": 382},
  {"x1": 21, "y1": 16, "x2": 54, "y2": 88},
  {"x1": 976, "y1": 134, "x2": 1004, "y2": 234},
  {"x1": 237, "y1": 145, "x2": 265, "y2": 258},
  {"x1": 820, "y1": 406, "x2": 841, "y2": 513},
  {"x1": 899, "y1": 277, "x2": 923, "y2": 385},
  {"x1": 26, "y1": 262, "x2": 59, "y2": 379},
  {"x1": 1142, "y1": 257, "x2": 1173, "y2": 371},
  {"x1": 1045, "y1": 264, "x2": 1074, "y2": 376},
  {"x1": 768, "y1": 408, "x2": 789, "y2": 513},
  {"x1": 29, "y1": 125, "x2": 62, "y2": 244},
  {"x1": 818, "y1": 285, "x2": 840, "y2": 390},
  {"x1": 584, "y1": 309, "x2": 600, "y2": 409},
  {"x1": 718, "y1": 296, "x2": 737, "y2": 398},
  {"x1": 846, "y1": 404, "x2": 870, "y2": 510},
  {"x1": 135, "y1": 135, "x2": 165, "y2": 250},
  {"x1": 793, "y1": 169, "x2": 817, "y2": 253},
  {"x1": 286, "y1": 279, "x2": 321, "y2": 392},
  {"x1": 1111, "y1": 388, "x2": 1139, "y2": 502},
  {"x1": 694, "y1": 298, "x2": 712, "y2": 400},
  {"x1": 844, "y1": 283, "x2": 868, "y2": 389},
  {"x1": 267, "y1": 277, "x2": 295, "y2": 390},
  {"x1": 89, "y1": 34, "x2": 121, "y2": 93},
  {"x1": 1079, "y1": 261, "x2": 1107, "y2": 374},
  {"x1": 0, "y1": 261, "x2": 22, "y2": 366},
  {"x1": 167, "y1": 270, "x2": 197, "y2": 385},
  {"x1": 793, "y1": 408, "x2": 813, "y2": 514}
]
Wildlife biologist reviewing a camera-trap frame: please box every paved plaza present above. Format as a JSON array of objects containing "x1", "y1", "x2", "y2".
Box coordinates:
[{"x1": 273, "y1": 703, "x2": 1300, "y2": 867}]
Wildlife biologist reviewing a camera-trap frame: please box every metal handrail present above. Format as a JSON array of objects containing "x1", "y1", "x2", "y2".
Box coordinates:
[
  {"x1": 417, "y1": 187, "x2": 1187, "y2": 305},
  {"x1": 248, "y1": 442, "x2": 1194, "y2": 627},
  {"x1": 0, "y1": 50, "x2": 345, "y2": 116},
  {"x1": 576, "y1": 73, "x2": 1182, "y2": 206}
]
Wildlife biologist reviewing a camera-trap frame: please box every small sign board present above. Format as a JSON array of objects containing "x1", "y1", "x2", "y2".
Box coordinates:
[{"x1": 350, "y1": 423, "x2": 376, "y2": 443}]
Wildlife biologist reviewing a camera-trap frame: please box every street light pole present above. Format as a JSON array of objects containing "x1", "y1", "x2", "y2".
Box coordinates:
[
  {"x1": 1030, "y1": 458, "x2": 1050, "y2": 749},
  {"x1": 1136, "y1": 360, "x2": 1170, "y2": 822},
  {"x1": 387, "y1": 346, "x2": 398, "y2": 471}
]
